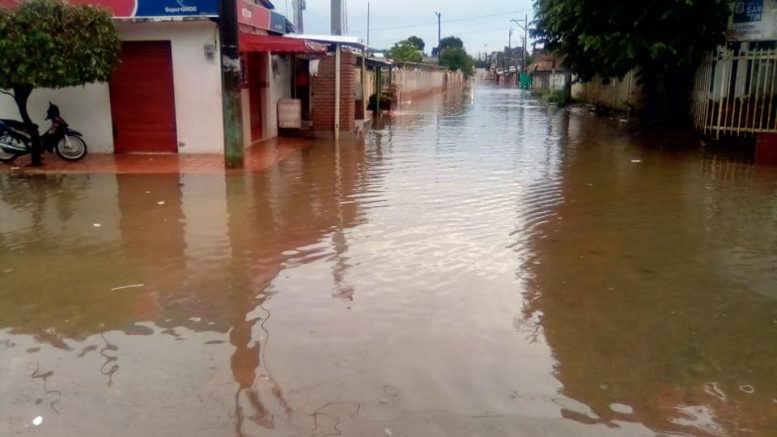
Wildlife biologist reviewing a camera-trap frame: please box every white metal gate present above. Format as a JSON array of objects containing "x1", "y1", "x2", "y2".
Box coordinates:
[{"x1": 692, "y1": 47, "x2": 777, "y2": 138}]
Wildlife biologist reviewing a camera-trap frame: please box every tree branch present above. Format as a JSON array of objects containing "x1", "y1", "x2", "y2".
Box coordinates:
[{"x1": 0, "y1": 90, "x2": 14, "y2": 98}]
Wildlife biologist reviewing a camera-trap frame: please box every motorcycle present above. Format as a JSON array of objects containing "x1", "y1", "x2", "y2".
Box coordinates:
[{"x1": 0, "y1": 103, "x2": 88, "y2": 163}]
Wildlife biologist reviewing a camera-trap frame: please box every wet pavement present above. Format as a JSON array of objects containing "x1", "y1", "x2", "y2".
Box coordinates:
[
  {"x1": 0, "y1": 137, "x2": 315, "y2": 174},
  {"x1": 2, "y1": 86, "x2": 777, "y2": 436}
]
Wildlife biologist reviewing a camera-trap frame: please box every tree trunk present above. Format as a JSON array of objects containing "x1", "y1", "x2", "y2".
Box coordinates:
[{"x1": 12, "y1": 85, "x2": 42, "y2": 167}]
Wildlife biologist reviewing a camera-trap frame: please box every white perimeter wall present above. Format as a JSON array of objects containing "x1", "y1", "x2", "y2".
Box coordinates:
[
  {"x1": 0, "y1": 20, "x2": 224, "y2": 154},
  {"x1": 0, "y1": 80, "x2": 113, "y2": 153}
]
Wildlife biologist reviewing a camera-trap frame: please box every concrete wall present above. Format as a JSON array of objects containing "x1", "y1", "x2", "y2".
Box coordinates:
[
  {"x1": 572, "y1": 70, "x2": 644, "y2": 111},
  {"x1": 0, "y1": 20, "x2": 224, "y2": 154},
  {"x1": 0, "y1": 82, "x2": 114, "y2": 153},
  {"x1": 392, "y1": 68, "x2": 464, "y2": 102}
]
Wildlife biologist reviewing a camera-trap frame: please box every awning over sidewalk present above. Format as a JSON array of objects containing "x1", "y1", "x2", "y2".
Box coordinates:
[{"x1": 239, "y1": 33, "x2": 328, "y2": 54}]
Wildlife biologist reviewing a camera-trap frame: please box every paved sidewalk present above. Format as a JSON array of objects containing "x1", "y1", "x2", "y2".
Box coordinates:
[{"x1": 0, "y1": 137, "x2": 318, "y2": 174}]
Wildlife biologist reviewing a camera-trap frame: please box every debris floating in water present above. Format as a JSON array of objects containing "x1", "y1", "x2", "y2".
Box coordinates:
[
  {"x1": 740, "y1": 385, "x2": 755, "y2": 394},
  {"x1": 157, "y1": 201, "x2": 165, "y2": 205},
  {"x1": 609, "y1": 403, "x2": 634, "y2": 415},
  {"x1": 93, "y1": 223, "x2": 102, "y2": 228},
  {"x1": 32, "y1": 416, "x2": 43, "y2": 426},
  {"x1": 631, "y1": 159, "x2": 642, "y2": 163},
  {"x1": 110, "y1": 284, "x2": 145, "y2": 292}
]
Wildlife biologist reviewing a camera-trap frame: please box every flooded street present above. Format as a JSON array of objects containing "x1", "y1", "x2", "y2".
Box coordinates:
[{"x1": 2, "y1": 85, "x2": 777, "y2": 436}]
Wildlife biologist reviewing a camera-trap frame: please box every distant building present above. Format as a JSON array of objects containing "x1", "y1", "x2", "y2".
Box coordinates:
[{"x1": 486, "y1": 47, "x2": 525, "y2": 84}]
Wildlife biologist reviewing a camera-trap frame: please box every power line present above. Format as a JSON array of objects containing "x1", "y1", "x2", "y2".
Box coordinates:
[{"x1": 350, "y1": 9, "x2": 532, "y2": 34}]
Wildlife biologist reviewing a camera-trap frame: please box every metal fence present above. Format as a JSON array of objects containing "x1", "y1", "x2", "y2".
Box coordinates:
[{"x1": 692, "y1": 47, "x2": 777, "y2": 138}]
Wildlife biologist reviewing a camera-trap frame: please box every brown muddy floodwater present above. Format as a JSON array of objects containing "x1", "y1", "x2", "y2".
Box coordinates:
[{"x1": 2, "y1": 86, "x2": 777, "y2": 437}]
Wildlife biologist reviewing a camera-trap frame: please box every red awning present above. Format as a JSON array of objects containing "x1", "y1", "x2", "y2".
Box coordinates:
[{"x1": 239, "y1": 33, "x2": 328, "y2": 54}]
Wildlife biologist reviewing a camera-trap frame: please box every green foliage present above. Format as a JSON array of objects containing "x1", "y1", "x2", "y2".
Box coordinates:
[
  {"x1": 532, "y1": 0, "x2": 732, "y2": 123},
  {"x1": 532, "y1": 0, "x2": 731, "y2": 81},
  {"x1": 406, "y1": 35, "x2": 425, "y2": 52},
  {"x1": 534, "y1": 89, "x2": 569, "y2": 106},
  {"x1": 0, "y1": 0, "x2": 120, "y2": 90},
  {"x1": 439, "y1": 46, "x2": 475, "y2": 78},
  {"x1": 438, "y1": 36, "x2": 463, "y2": 52},
  {"x1": 387, "y1": 40, "x2": 423, "y2": 63}
]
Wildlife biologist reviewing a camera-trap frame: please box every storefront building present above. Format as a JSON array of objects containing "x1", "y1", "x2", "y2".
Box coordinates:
[{"x1": 0, "y1": 0, "x2": 308, "y2": 157}]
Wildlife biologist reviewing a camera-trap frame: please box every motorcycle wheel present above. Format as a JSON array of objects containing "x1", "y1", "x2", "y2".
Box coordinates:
[
  {"x1": 0, "y1": 135, "x2": 20, "y2": 163},
  {"x1": 55, "y1": 135, "x2": 88, "y2": 161}
]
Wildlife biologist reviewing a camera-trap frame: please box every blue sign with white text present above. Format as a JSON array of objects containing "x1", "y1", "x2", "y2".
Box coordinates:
[
  {"x1": 270, "y1": 11, "x2": 288, "y2": 33},
  {"x1": 733, "y1": 0, "x2": 764, "y2": 23},
  {"x1": 135, "y1": 0, "x2": 219, "y2": 17}
]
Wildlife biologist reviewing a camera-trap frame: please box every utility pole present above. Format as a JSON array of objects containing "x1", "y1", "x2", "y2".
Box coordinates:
[
  {"x1": 523, "y1": 14, "x2": 528, "y2": 72},
  {"x1": 435, "y1": 11, "x2": 441, "y2": 54},
  {"x1": 293, "y1": 0, "x2": 305, "y2": 33},
  {"x1": 331, "y1": 0, "x2": 342, "y2": 35},
  {"x1": 367, "y1": 2, "x2": 370, "y2": 46},
  {"x1": 219, "y1": 0, "x2": 244, "y2": 168},
  {"x1": 511, "y1": 15, "x2": 529, "y2": 72}
]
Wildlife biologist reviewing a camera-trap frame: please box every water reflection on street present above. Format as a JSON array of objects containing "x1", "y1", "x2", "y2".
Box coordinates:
[{"x1": 1, "y1": 86, "x2": 776, "y2": 436}]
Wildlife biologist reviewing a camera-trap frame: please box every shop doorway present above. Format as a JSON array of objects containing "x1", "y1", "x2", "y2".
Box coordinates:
[
  {"x1": 248, "y1": 53, "x2": 268, "y2": 142},
  {"x1": 110, "y1": 41, "x2": 178, "y2": 153}
]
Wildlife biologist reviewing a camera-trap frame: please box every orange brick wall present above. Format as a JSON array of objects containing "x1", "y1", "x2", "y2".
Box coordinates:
[{"x1": 312, "y1": 51, "x2": 356, "y2": 132}]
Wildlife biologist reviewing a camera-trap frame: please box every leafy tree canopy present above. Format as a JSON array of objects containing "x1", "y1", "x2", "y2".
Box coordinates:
[
  {"x1": 0, "y1": 0, "x2": 120, "y2": 165},
  {"x1": 439, "y1": 36, "x2": 464, "y2": 52},
  {"x1": 439, "y1": 46, "x2": 475, "y2": 78},
  {"x1": 533, "y1": 0, "x2": 731, "y2": 123},
  {"x1": 388, "y1": 39, "x2": 423, "y2": 63},
  {"x1": 532, "y1": 0, "x2": 731, "y2": 82},
  {"x1": 0, "y1": 0, "x2": 121, "y2": 90},
  {"x1": 406, "y1": 35, "x2": 425, "y2": 52}
]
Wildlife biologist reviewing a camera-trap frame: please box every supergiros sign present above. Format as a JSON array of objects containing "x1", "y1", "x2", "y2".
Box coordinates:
[{"x1": 40, "y1": 0, "x2": 220, "y2": 18}]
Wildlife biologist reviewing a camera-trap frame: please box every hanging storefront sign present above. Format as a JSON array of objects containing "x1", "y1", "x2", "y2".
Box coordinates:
[
  {"x1": 238, "y1": 0, "x2": 272, "y2": 30},
  {"x1": 729, "y1": 0, "x2": 777, "y2": 41},
  {"x1": 49, "y1": 0, "x2": 220, "y2": 18},
  {"x1": 269, "y1": 10, "x2": 288, "y2": 33},
  {"x1": 237, "y1": 0, "x2": 289, "y2": 34}
]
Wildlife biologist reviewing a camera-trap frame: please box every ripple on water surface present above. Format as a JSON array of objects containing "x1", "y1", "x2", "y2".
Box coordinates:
[{"x1": 1, "y1": 86, "x2": 777, "y2": 436}]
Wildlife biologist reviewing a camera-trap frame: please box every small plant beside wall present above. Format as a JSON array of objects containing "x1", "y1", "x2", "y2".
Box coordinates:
[{"x1": 532, "y1": 89, "x2": 570, "y2": 106}]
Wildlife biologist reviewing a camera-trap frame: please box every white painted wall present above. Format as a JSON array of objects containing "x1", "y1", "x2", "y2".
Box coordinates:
[
  {"x1": 264, "y1": 55, "x2": 292, "y2": 141},
  {"x1": 0, "y1": 20, "x2": 224, "y2": 155},
  {"x1": 0, "y1": 84, "x2": 114, "y2": 153}
]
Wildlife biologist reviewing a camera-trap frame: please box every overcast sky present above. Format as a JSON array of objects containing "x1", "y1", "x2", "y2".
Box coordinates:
[{"x1": 276, "y1": 0, "x2": 535, "y2": 57}]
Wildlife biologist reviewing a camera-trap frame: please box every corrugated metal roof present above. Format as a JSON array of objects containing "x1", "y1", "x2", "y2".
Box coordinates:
[{"x1": 284, "y1": 34, "x2": 367, "y2": 49}]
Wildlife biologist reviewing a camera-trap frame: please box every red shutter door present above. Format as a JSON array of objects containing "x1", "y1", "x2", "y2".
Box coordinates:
[{"x1": 110, "y1": 41, "x2": 178, "y2": 154}]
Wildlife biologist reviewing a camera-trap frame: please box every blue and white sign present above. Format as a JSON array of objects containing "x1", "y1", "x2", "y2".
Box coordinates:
[
  {"x1": 734, "y1": 0, "x2": 764, "y2": 23},
  {"x1": 135, "y1": 0, "x2": 219, "y2": 17},
  {"x1": 729, "y1": 0, "x2": 777, "y2": 41}
]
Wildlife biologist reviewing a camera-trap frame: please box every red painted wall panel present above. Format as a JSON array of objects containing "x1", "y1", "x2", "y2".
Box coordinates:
[{"x1": 109, "y1": 41, "x2": 178, "y2": 154}]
